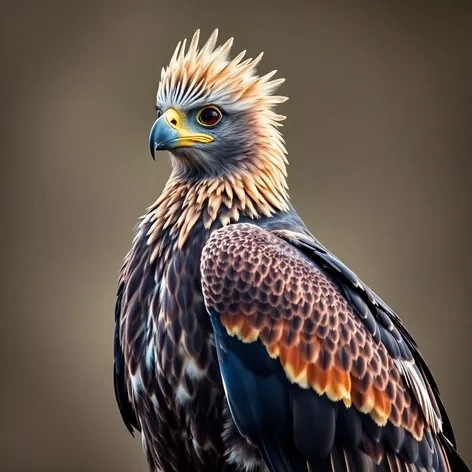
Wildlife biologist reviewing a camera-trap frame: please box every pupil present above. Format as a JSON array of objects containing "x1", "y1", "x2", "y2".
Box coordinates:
[{"x1": 202, "y1": 108, "x2": 218, "y2": 124}]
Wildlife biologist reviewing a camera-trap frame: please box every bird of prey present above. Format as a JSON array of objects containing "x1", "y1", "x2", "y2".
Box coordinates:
[{"x1": 114, "y1": 29, "x2": 469, "y2": 472}]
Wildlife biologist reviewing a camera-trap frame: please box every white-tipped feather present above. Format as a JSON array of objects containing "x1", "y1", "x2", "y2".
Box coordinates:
[
  {"x1": 177, "y1": 38, "x2": 187, "y2": 66},
  {"x1": 394, "y1": 359, "x2": 442, "y2": 434},
  {"x1": 188, "y1": 29, "x2": 200, "y2": 58},
  {"x1": 170, "y1": 41, "x2": 181, "y2": 67}
]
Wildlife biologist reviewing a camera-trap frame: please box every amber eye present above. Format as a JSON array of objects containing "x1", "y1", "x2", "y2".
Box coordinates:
[{"x1": 196, "y1": 106, "x2": 222, "y2": 127}]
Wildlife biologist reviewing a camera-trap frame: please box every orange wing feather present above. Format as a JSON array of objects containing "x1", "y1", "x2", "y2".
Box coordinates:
[{"x1": 202, "y1": 223, "x2": 426, "y2": 441}]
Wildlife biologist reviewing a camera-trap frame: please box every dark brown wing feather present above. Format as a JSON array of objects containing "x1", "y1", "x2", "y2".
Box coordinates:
[
  {"x1": 114, "y1": 274, "x2": 140, "y2": 435},
  {"x1": 201, "y1": 223, "x2": 467, "y2": 472},
  {"x1": 273, "y1": 229, "x2": 455, "y2": 446},
  {"x1": 273, "y1": 228, "x2": 470, "y2": 472}
]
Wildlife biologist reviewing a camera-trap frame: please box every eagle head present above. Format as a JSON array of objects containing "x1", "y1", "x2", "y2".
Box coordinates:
[{"x1": 149, "y1": 29, "x2": 288, "y2": 179}]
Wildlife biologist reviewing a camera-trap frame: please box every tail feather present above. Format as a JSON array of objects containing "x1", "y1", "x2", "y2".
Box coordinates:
[
  {"x1": 256, "y1": 440, "x2": 471, "y2": 472},
  {"x1": 442, "y1": 436, "x2": 470, "y2": 472},
  {"x1": 258, "y1": 436, "x2": 307, "y2": 472}
]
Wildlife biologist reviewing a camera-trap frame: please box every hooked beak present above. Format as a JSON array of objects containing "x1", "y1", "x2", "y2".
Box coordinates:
[{"x1": 149, "y1": 108, "x2": 214, "y2": 159}]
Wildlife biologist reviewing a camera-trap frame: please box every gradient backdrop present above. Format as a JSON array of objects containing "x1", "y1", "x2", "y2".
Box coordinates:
[{"x1": 2, "y1": 1, "x2": 471, "y2": 471}]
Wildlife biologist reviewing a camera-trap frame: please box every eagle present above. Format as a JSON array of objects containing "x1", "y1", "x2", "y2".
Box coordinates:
[{"x1": 114, "y1": 29, "x2": 469, "y2": 472}]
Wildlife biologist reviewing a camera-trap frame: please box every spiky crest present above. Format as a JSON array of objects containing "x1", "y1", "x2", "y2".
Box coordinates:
[{"x1": 157, "y1": 29, "x2": 287, "y2": 113}]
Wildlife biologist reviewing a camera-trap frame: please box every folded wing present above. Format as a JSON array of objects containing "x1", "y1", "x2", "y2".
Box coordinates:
[{"x1": 201, "y1": 223, "x2": 468, "y2": 472}]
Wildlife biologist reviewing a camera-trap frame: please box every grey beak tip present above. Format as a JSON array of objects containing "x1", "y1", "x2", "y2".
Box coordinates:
[{"x1": 149, "y1": 116, "x2": 177, "y2": 156}]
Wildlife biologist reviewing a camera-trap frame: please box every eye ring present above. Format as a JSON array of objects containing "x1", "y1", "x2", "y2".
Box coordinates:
[
  {"x1": 196, "y1": 106, "x2": 222, "y2": 127},
  {"x1": 155, "y1": 106, "x2": 163, "y2": 118}
]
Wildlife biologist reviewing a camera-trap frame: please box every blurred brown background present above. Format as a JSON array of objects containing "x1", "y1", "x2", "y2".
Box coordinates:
[{"x1": 1, "y1": 1, "x2": 471, "y2": 470}]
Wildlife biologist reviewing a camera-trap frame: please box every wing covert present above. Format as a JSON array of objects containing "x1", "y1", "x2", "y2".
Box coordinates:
[
  {"x1": 271, "y1": 228, "x2": 449, "y2": 440},
  {"x1": 201, "y1": 223, "x2": 463, "y2": 472}
]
